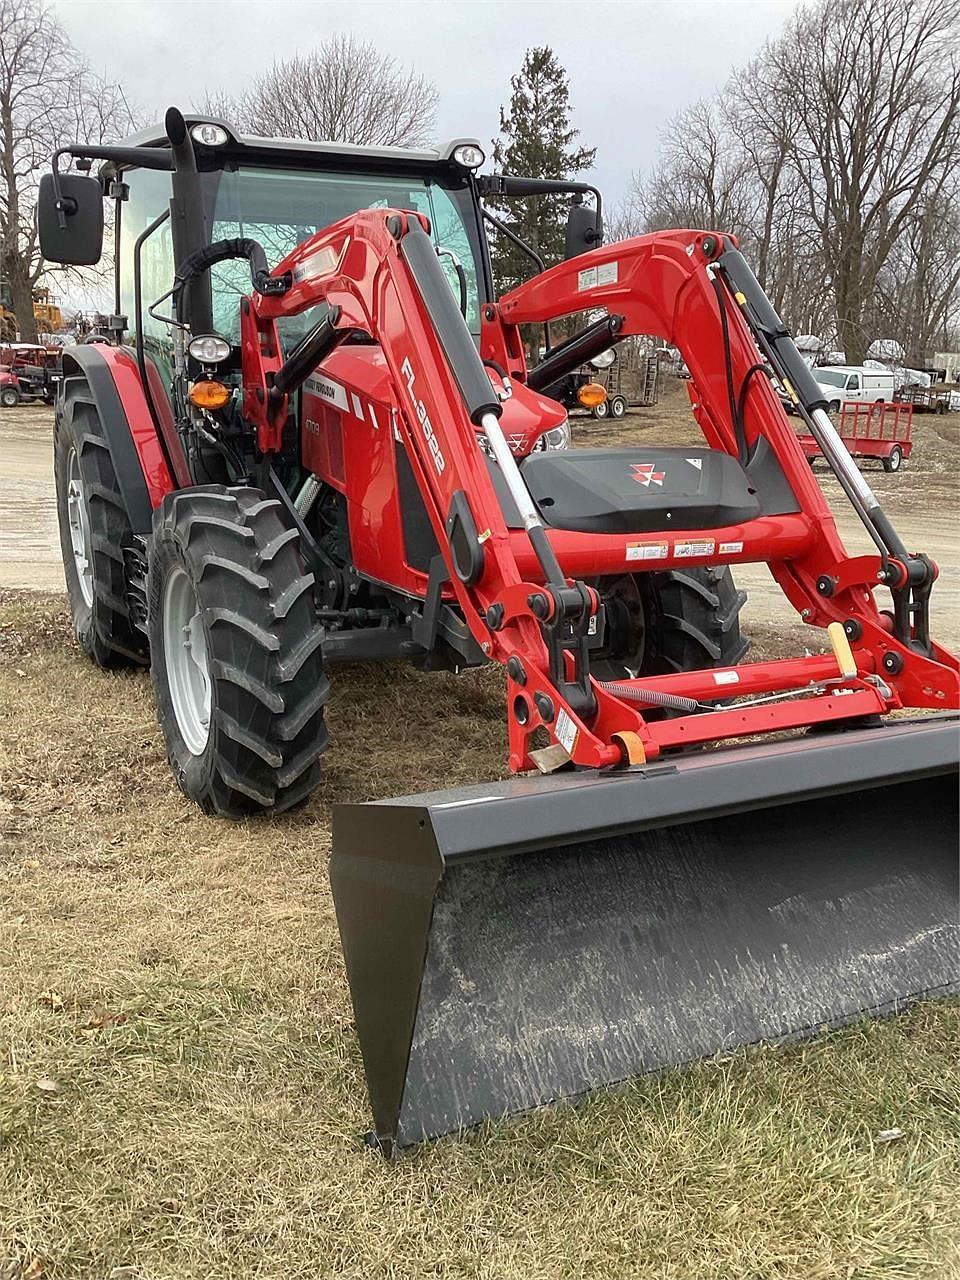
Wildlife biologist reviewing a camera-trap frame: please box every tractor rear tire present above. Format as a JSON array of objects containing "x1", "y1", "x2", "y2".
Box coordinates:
[
  {"x1": 594, "y1": 566, "x2": 749, "y2": 680},
  {"x1": 148, "y1": 485, "x2": 329, "y2": 817},
  {"x1": 54, "y1": 379, "x2": 149, "y2": 667}
]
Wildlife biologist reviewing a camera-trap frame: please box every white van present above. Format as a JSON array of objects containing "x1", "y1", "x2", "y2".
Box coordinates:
[{"x1": 814, "y1": 366, "x2": 897, "y2": 411}]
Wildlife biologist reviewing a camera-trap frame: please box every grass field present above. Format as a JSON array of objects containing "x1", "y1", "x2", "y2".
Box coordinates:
[{"x1": 2, "y1": 588, "x2": 959, "y2": 1279}]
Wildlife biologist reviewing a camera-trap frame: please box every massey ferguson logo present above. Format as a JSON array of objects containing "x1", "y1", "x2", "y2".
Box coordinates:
[
  {"x1": 401, "y1": 356, "x2": 446, "y2": 476},
  {"x1": 631, "y1": 462, "x2": 665, "y2": 486}
]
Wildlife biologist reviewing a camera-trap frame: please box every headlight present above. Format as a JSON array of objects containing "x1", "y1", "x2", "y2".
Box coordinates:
[
  {"x1": 453, "y1": 143, "x2": 485, "y2": 169},
  {"x1": 188, "y1": 334, "x2": 231, "y2": 365},
  {"x1": 543, "y1": 421, "x2": 571, "y2": 451},
  {"x1": 191, "y1": 123, "x2": 229, "y2": 147},
  {"x1": 589, "y1": 348, "x2": 616, "y2": 370}
]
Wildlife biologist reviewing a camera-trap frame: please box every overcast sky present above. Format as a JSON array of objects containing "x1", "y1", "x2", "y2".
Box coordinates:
[{"x1": 52, "y1": 0, "x2": 801, "y2": 207}]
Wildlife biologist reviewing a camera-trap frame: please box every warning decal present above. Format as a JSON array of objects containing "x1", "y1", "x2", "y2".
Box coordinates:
[
  {"x1": 555, "y1": 707, "x2": 579, "y2": 755},
  {"x1": 577, "y1": 260, "x2": 619, "y2": 291},
  {"x1": 626, "y1": 541, "x2": 668, "y2": 562},
  {"x1": 674, "y1": 538, "x2": 715, "y2": 558}
]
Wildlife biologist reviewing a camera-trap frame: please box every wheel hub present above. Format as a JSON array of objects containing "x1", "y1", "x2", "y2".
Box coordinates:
[
  {"x1": 163, "y1": 566, "x2": 211, "y2": 755},
  {"x1": 66, "y1": 448, "x2": 94, "y2": 608}
]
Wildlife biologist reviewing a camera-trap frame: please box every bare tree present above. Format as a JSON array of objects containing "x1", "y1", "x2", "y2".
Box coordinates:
[
  {"x1": 641, "y1": 99, "x2": 755, "y2": 236},
  {"x1": 767, "y1": 0, "x2": 960, "y2": 363},
  {"x1": 198, "y1": 35, "x2": 438, "y2": 148},
  {"x1": 633, "y1": 0, "x2": 959, "y2": 364},
  {"x1": 872, "y1": 180, "x2": 960, "y2": 360},
  {"x1": 0, "y1": 0, "x2": 130, "y2": 341}
]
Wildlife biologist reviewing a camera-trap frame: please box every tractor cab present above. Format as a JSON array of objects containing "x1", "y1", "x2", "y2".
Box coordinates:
[{"x1": 39, "y1": 114, "x2": 602, "y2": 454}]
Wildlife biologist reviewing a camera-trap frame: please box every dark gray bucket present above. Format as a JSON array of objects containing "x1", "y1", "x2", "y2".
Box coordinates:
[{"x1": 331, "y1": 714, "x2": 959, "y2": 1155}]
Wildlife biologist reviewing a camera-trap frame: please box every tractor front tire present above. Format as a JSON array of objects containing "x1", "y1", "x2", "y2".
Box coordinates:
[
  {"x1": 148, "y1": 486, "x2": 329, "y2": 817},
  {"x1": 1, "y1": 385, "x2": 20, "y2": 407},
  {"x1": 54, "y1": 379, "x2": 149, "y2": 667}
]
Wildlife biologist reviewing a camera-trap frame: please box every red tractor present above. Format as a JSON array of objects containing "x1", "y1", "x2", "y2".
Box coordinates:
[{"x1": 39, "y1": 110, "x2": 958, "y2": 1155}]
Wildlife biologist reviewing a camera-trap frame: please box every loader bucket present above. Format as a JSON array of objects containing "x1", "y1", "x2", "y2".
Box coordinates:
[{"x1": 330, "y1": 714, "x2": 959, "y2": 1155}]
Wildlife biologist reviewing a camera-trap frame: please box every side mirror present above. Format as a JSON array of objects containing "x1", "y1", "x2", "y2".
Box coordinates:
[
  {"x1": 565, "y1": 202, "x2": 602, "y2": 260},
  {"x1": 38, "y1": 172, "x2": 104, "y2": 266}
]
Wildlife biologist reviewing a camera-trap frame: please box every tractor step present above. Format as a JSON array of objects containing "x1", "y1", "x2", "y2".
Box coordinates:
[{"x1": 331, "y1": 713, "x2": 959, "y2": 1155}]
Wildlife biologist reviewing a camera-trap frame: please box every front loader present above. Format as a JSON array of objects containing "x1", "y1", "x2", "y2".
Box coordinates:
[{"x1": 39, "y1": 109, "x2": 959, "y2": 1155}]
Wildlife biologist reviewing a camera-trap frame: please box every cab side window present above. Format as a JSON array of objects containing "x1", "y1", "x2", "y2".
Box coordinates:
[{"x1": 118, "y1": 168, "x2": 176, "y2": 391}]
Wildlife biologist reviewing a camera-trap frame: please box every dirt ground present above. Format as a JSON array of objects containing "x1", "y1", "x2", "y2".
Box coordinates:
[
  {"x1": 1, "y1": 387, "x2": 959, "y2": 1278},
  {"x1": 0, "y1": 404, "x2": 65, "y2": 594}
]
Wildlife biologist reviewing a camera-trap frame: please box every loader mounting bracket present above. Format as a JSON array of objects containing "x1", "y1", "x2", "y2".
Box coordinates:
[
  {"x1": 537, "y1": 581, "x2": 599, "y2": 722},
  {"x1": 890, "y1": 551, "x2": 936, "y2": 657}
]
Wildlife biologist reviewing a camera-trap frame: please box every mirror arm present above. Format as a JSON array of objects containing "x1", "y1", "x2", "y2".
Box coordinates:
[
  {"x1": 49, "y1": 142, "x2": 175, "y2": 229},
  {"x1": 478, "y1": 174, "x2": 602, "y2": 232},
  {"x1": 481, "y1": 207, "x2": 545, "y2": 275},
  {"x1": 49, "y1": 149, "x2": 77, "y2": 229},
  {"x1": 577, "y1": 187, "x2": 603, "y2": 245}
]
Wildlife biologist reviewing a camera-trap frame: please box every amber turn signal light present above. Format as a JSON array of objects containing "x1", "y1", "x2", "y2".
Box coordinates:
[
  {"x1": 188, "y1": 379, "x2": 231, "y2": 411},
  {"x1": 577, "y1": 382, "x2": 607, "y2": 409}
]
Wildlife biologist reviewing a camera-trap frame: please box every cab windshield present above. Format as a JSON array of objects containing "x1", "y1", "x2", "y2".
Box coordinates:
[
  {"x1": 816, "y1": 370, "x2": 848, "y2": 388},
  {"x1": 209, "y1": 165, "x2": 484, "y2": 345}
]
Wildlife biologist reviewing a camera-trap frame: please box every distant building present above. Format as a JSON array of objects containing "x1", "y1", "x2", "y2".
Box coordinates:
[{"x1": 932, "y1": 352, "x2": 960, "y2": 383}]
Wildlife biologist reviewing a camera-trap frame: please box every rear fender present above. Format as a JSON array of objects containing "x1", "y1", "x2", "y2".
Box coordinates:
[{"x1": 61, "y1": 345, "x2": 179, "y2": 531}]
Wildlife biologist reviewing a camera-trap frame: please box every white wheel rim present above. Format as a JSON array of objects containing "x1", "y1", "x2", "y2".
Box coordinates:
[
  {"x1": 67, "y1": 447, "x2": 94, "y2": 608},
  {"x1": 163, "y1": 566, "x2": 211, "y2": 755},
  {"x1": 890, "y1": 450, "x2": 900, "y2": 470}
]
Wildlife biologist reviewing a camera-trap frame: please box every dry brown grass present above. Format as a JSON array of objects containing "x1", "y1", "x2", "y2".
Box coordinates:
[{"x1": 2, "y1": 590, "x2": 960, "y2": 1279}]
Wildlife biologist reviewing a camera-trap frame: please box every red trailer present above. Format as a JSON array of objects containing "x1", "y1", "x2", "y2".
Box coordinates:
[{"x1": 800, "y1": 401, "x2": 913, "y2": 472}]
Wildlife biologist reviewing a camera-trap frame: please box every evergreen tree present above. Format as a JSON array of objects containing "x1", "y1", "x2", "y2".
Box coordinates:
[{"x1": 490, "y1": 47, "x2": 596, "y2": 293}]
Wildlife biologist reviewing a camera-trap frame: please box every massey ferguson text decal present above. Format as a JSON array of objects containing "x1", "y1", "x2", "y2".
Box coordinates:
[
  {"x1": 304, "y1": 374, "x2": 348, "y2": 411},
  {"x1": 401, "y1": 356, "x2": 446, "y2": 475}
]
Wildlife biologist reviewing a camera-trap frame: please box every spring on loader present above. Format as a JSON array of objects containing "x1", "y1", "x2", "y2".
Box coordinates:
[{"x1": 599, "y1": 681, "x2": 700, "y2": 714}]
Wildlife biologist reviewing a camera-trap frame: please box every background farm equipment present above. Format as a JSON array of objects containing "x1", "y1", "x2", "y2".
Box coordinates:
[
  {"x1": 0, "y1": 282, "x2": 64, "y2": 341},
  {"x1": 37, "y1": 108, "x2": 959, "y2": 1155},
  {"x1": 0, "y1": 344, "x2": 63, "y2": 406},
  {"x1": 594, "y1": 338, "x2": 660, "y2": 413},
  {"x1": 895, "y1": 384, "x2": 959, "y2": 415},
  {"x1": 799, "y1": 401, "x2": 914, "y2": 472}
]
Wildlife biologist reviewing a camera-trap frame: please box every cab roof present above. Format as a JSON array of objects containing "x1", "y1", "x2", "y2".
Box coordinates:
[{"x1": 120, "y1": 117, "x2": 484, "y2": 172}]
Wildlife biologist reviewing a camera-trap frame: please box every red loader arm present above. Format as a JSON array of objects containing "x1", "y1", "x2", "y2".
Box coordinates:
[
  {"x1": 242, "y1": 208, "x2": 648, "y2": 767},
  {"x1": 496, "y1": 231, "x2": 959, "y2": 707},
  {"x1": 241, "y1": 214, "x2": 958, "y2": 771}
]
